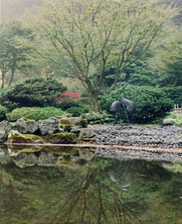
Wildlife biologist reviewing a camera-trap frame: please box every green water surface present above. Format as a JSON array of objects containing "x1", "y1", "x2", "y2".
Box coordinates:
[{"x1": 0, "y1": 148, "x2": 182, "y2": 224}]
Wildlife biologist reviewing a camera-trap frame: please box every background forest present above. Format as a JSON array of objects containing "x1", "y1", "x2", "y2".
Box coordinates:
[{"x1": 0, "y1": 0, "x2": 182, "y2": 124}]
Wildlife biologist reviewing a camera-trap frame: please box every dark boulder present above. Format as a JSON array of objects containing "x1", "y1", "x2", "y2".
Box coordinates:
[
  {"x1": 0, "y1": 130, "x2": 8, "y2": 143},
  {"x1": 0, "y1": 120, "x2": 12, "y2": 132},
  {"x1": 39, "y1": 117, "x2": 59, "y2": 135},
  {"x1": 15, "y1": 118, "x2": 39, "y2": 134}
]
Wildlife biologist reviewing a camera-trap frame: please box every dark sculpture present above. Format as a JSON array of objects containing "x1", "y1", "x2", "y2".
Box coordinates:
[{"x1": 110, "y1": 82, "x2": 135, "y2": 123}]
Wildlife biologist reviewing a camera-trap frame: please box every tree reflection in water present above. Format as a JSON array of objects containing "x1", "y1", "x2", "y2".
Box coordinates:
[
  {"x1": 0, "y1": 149, "x2": 181, "y2": 224},
  {"x1": 46, "y1": 164, "x2": 141, "y2": 224}
]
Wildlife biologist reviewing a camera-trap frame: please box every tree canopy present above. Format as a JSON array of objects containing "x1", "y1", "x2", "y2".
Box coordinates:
[
  {"x1": 24, "y1": 0, "x2": 177, "y2": 110},
  {"x1": 0, "y1": 21, "x2": 34, "y2": 89}
]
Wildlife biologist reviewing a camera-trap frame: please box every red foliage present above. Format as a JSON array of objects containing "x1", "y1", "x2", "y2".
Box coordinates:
[{"x1": 55, "y1": 92, "x2": 81, "y2": 101}]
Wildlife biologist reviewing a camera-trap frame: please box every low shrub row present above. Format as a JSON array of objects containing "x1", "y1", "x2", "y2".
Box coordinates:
[
  {"x1": 6, "y1": 107, "x2": 65, "y2": 121},
  {"x1": 0, "y1": 78, "x2": 176, "y2": 124}
]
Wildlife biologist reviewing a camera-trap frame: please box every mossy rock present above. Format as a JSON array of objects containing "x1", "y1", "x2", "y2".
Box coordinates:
[
  {"x1": 25, "y1": 119, "x2": 36, "y2": 124},
  {"x1": 79, "y1": 128, "x2": 95, "y2": 138},
  {"x1": 69, "y1": 117, "x2": 88, "y2": 127},
  {"x1": 60, "y1": 118, "x2": 71, "y2": 125},
  {"x1": 59, "y1": 124, "x2": 72, "y2": 132},
  {"x1": 8, "y1": 131, "x2": 77, "y2": 145},
  {"x1": 80, "y1": 138, "x2": 97, "y2": 142},
  {"x1": 60, "y1": 117, "x2": 88, "y2": 128},
  {"x1": 44, "y1": 132, "x2": 77, "y2": 144},
  {"x1": 8, "y1": 131, "x2": 43, "y2": 144},
  {"x1": 78, "y1": 119, "x2": 88, "y2": 128}
]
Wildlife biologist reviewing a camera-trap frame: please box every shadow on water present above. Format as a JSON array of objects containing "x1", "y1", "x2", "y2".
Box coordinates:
[{"x1": 0, "y1": 144, "x2": 182, "y2": 224}]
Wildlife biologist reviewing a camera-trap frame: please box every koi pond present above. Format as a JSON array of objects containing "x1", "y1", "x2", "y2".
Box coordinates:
[{"x1": 0, "y1": 144, "x2": 182, "y2": 224}]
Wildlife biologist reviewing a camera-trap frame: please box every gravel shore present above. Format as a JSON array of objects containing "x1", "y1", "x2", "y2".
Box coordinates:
[
  {"x1": 94, "y1": 125, "x2": 182, "y2": 148},
  {"x1": 93, "y1": 125, "x2": 182, "y2": 162}
]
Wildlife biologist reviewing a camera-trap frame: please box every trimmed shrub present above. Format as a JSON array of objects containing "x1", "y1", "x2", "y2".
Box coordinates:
[
  {"x1": 99, "y1": 85, "x2": 173, "y2": 123},
  {"x1": 0, "y1": 106, "x2": 7, "y2": 121},
  {"x1": 0, "y1": 78, "x2": 67, "y2": 111},
  {"x1": 6, "y1": 107, "x2": 65, "y2": 121}
]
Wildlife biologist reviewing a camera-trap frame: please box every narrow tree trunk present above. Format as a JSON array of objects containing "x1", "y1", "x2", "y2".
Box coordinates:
[
  {"x1": 8, "y1": 65, "x2": 16, "y2": 86},
  {"x1": 1, "y1": 71, "x2": 6, "y2": 89},
  {"x1": 99, "y1": 58, "x2": 106, "y2": 96},
  {"x1": 85, "y1": 79, "x2": 99, "y2": 112},
  {"x1": 99, "y1": 71, "x2": 106, "y2": 96}
]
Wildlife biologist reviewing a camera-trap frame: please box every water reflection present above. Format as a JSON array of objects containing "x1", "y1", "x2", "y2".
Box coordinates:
[{"x1": 0, "y1": 144, "x2": 182, "y2": 224}]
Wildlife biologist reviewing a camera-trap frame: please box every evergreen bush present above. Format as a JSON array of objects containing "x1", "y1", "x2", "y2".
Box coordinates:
[
  {"x1": 0, "y1": 106, "x2": 7, "y2": 121},
  {"x1": 99, "y1": 85, "x2": 173, "y2": 123},
  {"x1": 0, "y1": 78, "x2": 67, "y2": 111}
]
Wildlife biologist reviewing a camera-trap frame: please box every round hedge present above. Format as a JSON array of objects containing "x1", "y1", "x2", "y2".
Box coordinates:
[
  {"x1": 99, "y1": 85, "x2": 173, "y2": 123},
  {"x1": 0, "y1": 78, "x2": 67, "y2": 111}
]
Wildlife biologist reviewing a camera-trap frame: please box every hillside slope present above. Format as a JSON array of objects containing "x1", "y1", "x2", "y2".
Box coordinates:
[
  {"x1": 1, "y1": 0, "x2": 182, "y2": 24},
  {"x1": 1, "y1": 0, "x2": 42, "y2": 22}
]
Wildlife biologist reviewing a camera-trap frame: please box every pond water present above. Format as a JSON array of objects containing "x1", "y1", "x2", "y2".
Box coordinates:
[{"x1": 0, "y1": 145, "x2": 182, "y2": 224}]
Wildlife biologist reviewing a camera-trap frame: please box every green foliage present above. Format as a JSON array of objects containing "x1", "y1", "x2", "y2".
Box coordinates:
[
  {"x1": 6, "y1": 107, "x2": 65, "y2": 121},
  {"x1": 26, "y1": 0, "x2": 176, "y2": 110},
  {"x1": 66, "y1": 107, "x2": 83, "y2": 117},
  {"x1": 129, "y1": 74, "x2": 157, "y2": 87},
  {"x1": 0, "y1": 106, "x2": 7, "y2": 121},
  {"x1": 163, "y1": 87, "x2": 182, "y2": 104},
  {"x1": 57, "y1": 100, "x2": 89, "y2": 114},
  {"x1": 82, "y1": 112, "x2": 115, "y2": 124},
  {"x1": 58, "y1": 100, "x2": 80, "y2": 110},
  {"x1": 0, "y1": 21, "x2": 35, "y2": 88},
  {"x1": 0, "y1": 78, "x2": 67, "y2": 111},
  {"x1": 100, "y1": 85, "x2": 173, "y2": 123},
  {"x1": 153, "y1": 28, "x2": 182, "y2": 87},
  {"x1": 165, "y1": 113, "x2": 182, "y2": 127}
]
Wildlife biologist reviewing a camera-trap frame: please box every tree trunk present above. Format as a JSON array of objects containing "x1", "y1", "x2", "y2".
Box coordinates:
[
  {"x1": 85, "y1": 79, "x2": 99, "y2": 112},
  {"x1": 8, "y1": 65, "x2": 16, "y2": 86},
  {"x1": 1, "y1": 71, "x2": 6, "y2": 89}
]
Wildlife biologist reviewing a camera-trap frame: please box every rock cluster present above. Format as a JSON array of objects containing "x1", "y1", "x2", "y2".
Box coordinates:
[{"x1": 0, "y1": 116, "x2": 95, "y2": 144}]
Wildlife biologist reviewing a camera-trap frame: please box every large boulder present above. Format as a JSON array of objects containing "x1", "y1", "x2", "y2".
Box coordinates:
[
  {"x1": 7, "y1": 130, "x2": 43, "y2": 144},
  {"x1": 0, "y1": 130, "x2": 8, "y2": 143},
  {"x1": 0, "y1": 120, "x2": 12, "y2": 132},
  {"x1": 44, "y1": 133, "x2": 77, "y2": 144},
  {"x1": 39, "y1": 117, "x2": 59, "y2": 135},
  {"x1": 7, "y1": 131, "x2": 77, "y2": 145},
  {"x1": 60, "y1": 117, "x2": 88, "y2": 128},
  {"x1": 162, "y1": 119, "x2": 176, "y2": 126},
  {"x1": 15, "y1": 118, "x2": 39, "y2": 134}
]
